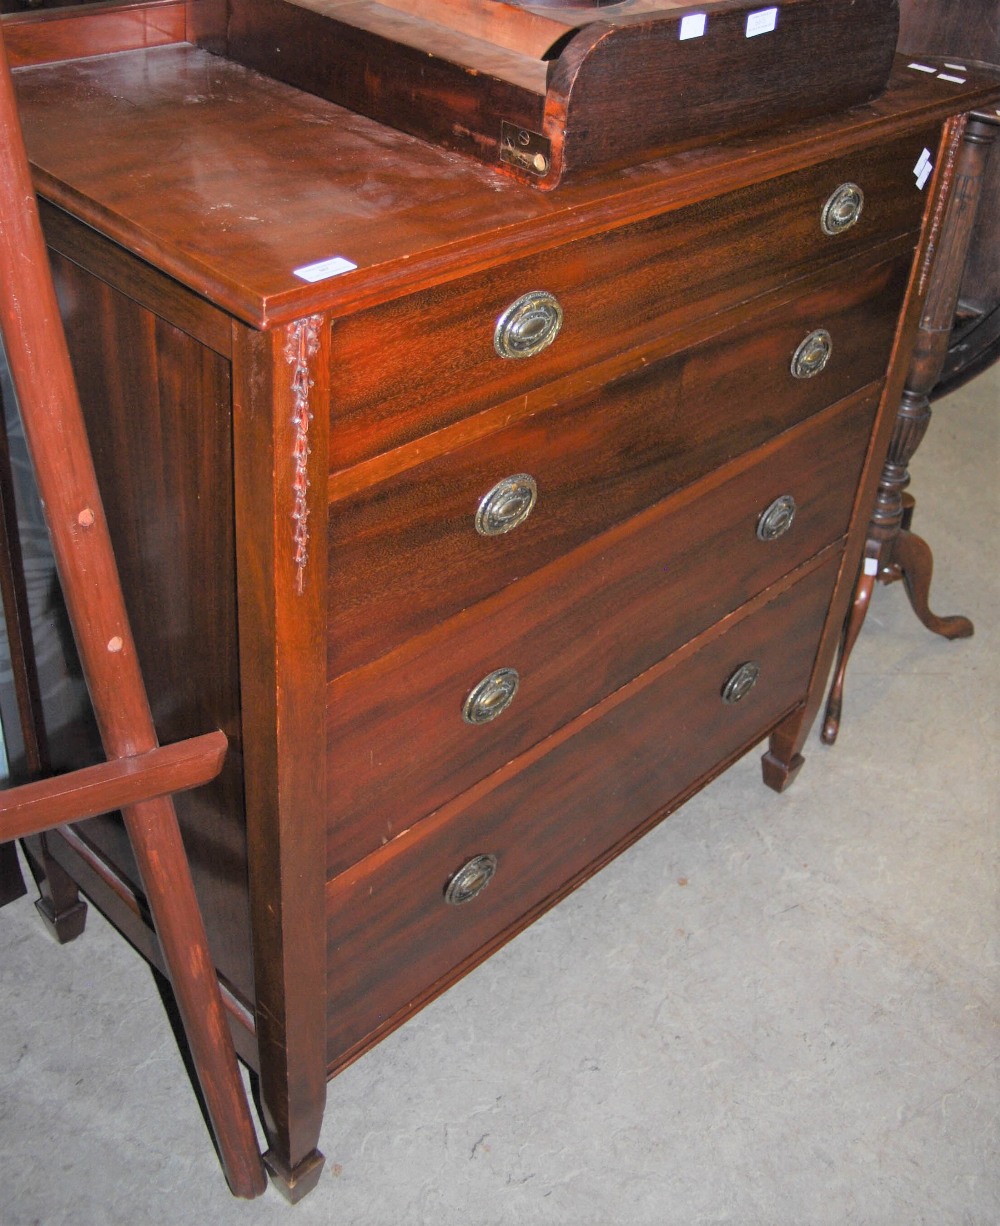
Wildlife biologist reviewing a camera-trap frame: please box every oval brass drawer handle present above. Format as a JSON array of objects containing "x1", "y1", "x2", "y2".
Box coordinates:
[
  {"x1": 462, "y1": 667, "x2": 520, "y2": 724},
  {"x1": 756, "y1": 494, "x2": 797, "y2": 541},
  {"x1": 476, "y1": 473, "x2": 538, "y2": 536},
  {"x1": 821, "y1": 182, "x2": 865, "y2": 235},
  {"x1": 445, "y1": 853, "x2": 498, "y2": 905},
  {"x1": 494, "y1": 290, "x2": 563, "y2": 359},
  {"x1": 790, "y1": 328, "x2": 833, "y2": 379},
  {"x1": 721, "y1": 661, "x2": 761, "y2": 705}
]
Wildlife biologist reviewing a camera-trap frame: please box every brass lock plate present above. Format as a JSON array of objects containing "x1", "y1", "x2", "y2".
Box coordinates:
[{"x1": 500, "y1": 122, "x2": 552, "y2": 177}]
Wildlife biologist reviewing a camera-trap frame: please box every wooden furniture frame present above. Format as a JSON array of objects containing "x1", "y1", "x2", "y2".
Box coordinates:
[
  {"x1": 0, "y1": 20, "x2": 265, "y2": 1198},
  {"x1": 3, "y1": 0, "x2": 999, "y2": 1203}
]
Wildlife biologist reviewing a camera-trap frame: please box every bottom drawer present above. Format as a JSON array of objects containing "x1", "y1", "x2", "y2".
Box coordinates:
[{"x1": 325, "y1": 554, "x2": 840, "y2": 1068}]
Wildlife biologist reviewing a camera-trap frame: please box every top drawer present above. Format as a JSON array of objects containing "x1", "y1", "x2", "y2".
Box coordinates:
[{"x1": 328, "y1": 129, "x2": 938, "y2": 468}]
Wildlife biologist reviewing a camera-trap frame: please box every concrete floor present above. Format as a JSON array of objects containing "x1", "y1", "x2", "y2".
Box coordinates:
[{"x1": 2, "y1": 363, "x2": 997, "y2": 1225}]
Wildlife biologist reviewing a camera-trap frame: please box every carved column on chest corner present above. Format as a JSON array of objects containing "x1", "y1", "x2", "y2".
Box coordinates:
[{"x1": 822, "y1": 111, "x2": 999, "y2": 745}]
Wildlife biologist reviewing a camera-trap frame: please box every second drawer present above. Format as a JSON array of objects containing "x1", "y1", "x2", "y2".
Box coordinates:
[
  {"x1": 328, "y1": 250, "x2": 909, "y2": 676},
  {"x1": 325, "y1": 386, "x2": 878, "y2": 876}
]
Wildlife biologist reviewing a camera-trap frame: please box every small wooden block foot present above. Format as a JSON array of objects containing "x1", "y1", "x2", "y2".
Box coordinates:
[
  {"x1": 761, "y1": 750, "x2": 805, "y2": 794},
  {"x1": 26, "y1": 840, "x2": 89, "y2": 942},
  {"x1": 263, "y1": 1146, "x2": 326, "y2": 1203},
  {"x1": 34, "y1": 893, "x2": 88, "y2": 943}
]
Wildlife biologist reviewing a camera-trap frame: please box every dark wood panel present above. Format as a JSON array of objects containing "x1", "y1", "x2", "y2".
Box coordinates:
[
  {"x1": 325, "y1": 554, "x2": 840, "y2": 1067},
  {"x1": 328, "y1": 252, "x2": 912, "y2": 676},
  {"x1": 225, "y1": 0, "x2": 545, "y2": 164},
  {"x1": 553, "y1": 0, "x2": 898, "y2": 181},
  {"x1": 325, "y1": 388, "x2": 878, "y2": 876},
  {"x1": 44, "y1": 250, "x2": 254, "y2": 1002},
  {"x1": 327, "y1": 139, "x2": 932, "y2": 470}
]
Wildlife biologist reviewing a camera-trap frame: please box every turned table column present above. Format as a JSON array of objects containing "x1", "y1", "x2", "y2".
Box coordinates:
[{"x1": 822, "y1": 110, "x2": 999, "y2": 744}]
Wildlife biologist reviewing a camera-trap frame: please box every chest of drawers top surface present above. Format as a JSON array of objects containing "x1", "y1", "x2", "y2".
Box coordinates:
[{"x1": 12, "y1": 42, "x2": 1000, "y2": 326}]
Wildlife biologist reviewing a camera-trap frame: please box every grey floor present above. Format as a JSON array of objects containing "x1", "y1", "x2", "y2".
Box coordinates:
[{"x1": 2, "y1": 364, "x2": 997, "y2": 1225}]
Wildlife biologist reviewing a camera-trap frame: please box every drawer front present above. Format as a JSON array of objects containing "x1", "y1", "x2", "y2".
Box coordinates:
[
  {"x1": 328, "y1": 131, "x2": 935, "y2": 469},
  {"x1": 326, "y1": 388, "x2": 874, "y2": 876},
  {"x1": 325, "y1": 555, "x2": 840, "y2": 1067},
  {"x1": 329, "y1": 252, "x2": 909, "y2": 676}
]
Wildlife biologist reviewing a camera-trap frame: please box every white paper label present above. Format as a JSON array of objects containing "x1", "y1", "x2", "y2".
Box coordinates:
[
  {"x1": 913, "y1": 147, "x2": 933, "y2": 189},
  {"x1": 293, "y1": 255, "x2": 358, "y2": 283},
  {"x1": 907, "y1": 62, "x2": 937, "y2": 73},
  {"x1": 937, "y1": 72, "x2": 966, "y2": 84},
  {"x1": 679, "y1": 12, "x2": 707, "y2": 39},
  {"x1": 945, "y1": 62, "x2": 967, "y2": 71},
  {"x1": 746, "y1": 6, "x2": 778, "y2": 36},
  {"x1": 863, "y1": 557, "x2": 879, "y2": 577}
]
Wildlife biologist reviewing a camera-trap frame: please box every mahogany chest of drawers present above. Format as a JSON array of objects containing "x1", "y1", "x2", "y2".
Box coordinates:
[{"x1": 10, "y1": 28, "x2": 999, "y2": 1199}]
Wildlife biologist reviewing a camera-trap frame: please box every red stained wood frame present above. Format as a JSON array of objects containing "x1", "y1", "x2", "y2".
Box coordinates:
[{"x1": 0, "y1": 23, "x2": 264, "y2": 1199}]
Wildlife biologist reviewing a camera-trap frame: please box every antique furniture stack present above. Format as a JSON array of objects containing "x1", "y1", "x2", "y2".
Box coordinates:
[{"x1": 3, "y1": 0, "x2": 999, "y2": 1201}]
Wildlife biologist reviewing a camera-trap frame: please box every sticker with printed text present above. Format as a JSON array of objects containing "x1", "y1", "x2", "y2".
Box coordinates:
[
  {"x1": 745, "y1": 6, "x2": 778, "y2": 37},
  {"x1": 293, "y1": 255, "x2": 358, "y2": 283}
]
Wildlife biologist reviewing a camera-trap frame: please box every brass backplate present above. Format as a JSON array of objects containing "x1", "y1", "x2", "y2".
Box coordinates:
[{"x1": 500, "y1": 122, "x2": 552, "y2": 177}]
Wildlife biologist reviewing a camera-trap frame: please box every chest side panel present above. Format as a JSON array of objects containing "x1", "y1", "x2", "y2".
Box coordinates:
[{"x1": 35, "y1": 238, "x2": 255, "y2": 1010}]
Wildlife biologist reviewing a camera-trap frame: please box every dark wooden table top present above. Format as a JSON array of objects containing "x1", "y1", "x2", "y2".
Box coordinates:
[{"x1": 12, "y1": 43, "x2": 1000, "y2": 326}]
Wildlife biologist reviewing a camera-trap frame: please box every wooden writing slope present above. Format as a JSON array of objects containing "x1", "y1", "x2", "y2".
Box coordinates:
[{"x1": 4, "y1": 0, "x2": 1000, "y2": 1202}]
